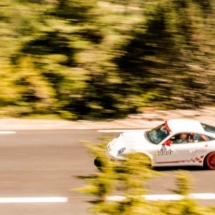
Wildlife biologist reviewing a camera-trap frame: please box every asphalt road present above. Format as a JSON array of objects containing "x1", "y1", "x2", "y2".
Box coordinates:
[{"x1": 0, "y1": 130, "x2": 215, "y2": 215}]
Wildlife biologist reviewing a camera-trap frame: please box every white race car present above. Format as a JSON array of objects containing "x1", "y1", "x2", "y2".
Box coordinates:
[{"x1": 106, "y1": 119, "x2": 215, "y2": 170}]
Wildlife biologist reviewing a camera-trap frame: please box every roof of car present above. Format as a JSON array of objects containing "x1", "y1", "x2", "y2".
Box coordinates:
[{"x1": 166, "y1": 119, "x2": 204, "y2": 133}]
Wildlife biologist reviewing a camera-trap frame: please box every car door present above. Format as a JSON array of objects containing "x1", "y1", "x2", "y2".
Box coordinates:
[
  {"x1": 154, "y1": 135, "x2": 182, "y2": 165},
  {"x1": 155, "y1": 133, "x2": 196, "y2": 165},
  {"x1": 170, "y1": 142, "x2": 199, "y2": 163},
  {"x1": 155, "y1": 133, "x2": 215, "y2": 165}
]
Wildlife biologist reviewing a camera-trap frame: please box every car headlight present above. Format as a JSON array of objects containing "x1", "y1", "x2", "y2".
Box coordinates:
[
  {"x1": 118, "y1": 147, "x2": 126, "y2": 155},
  {"x1": 107, "y1": 144, "x2": 111, "y2": 151}
]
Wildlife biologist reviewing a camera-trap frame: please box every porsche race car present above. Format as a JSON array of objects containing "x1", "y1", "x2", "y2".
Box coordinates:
[{"x1": 105, "y1": 119, "x2": 215, "y2": 170}]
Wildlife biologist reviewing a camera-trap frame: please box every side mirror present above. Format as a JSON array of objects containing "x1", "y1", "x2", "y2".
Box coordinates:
[{"x1": 163, "y1": 140, "x2": 171, "y2": 146}]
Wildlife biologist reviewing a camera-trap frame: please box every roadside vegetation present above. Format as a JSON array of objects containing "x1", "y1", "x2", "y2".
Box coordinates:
[
  {"x1": 77, "y1": 139, "x2": 215, "y2": 215},
  {"x1": 1, "y1": 0, "x2": 215, "y2": 120}
]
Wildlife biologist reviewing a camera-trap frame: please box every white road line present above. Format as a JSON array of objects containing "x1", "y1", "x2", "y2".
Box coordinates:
[
  {"x1": 98, "y1": 130, "x2": 144, "y2": 133},
  {"x1": 106, "y1": 193, "x2": 215, "y2": 201},
  {"x1": 0, "y1": 131, "x2": 16, "y2": 134},
  {"x1": 98, "y1": 130, "x2": 126, "y2": 133},
  {"x1": 0, "y1": 197, "x2": 68, "y2": 203},
  {"x1": 189, "y1": 193, "x2": 215, "y2": 200}
]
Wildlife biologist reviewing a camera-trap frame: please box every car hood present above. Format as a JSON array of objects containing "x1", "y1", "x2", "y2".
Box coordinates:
[{"x1": 107, "y1": 130, "x2": 156, "y2": 158}]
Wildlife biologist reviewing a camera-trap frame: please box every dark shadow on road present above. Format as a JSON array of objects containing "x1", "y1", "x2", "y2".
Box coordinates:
[{"x1": 76, "y1": 175, "x2": 97, "y2": 180}]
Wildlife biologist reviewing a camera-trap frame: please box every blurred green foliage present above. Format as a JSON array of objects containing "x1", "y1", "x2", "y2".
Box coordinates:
[{"x1": 1, "y1": 0, "x2": 215, "y2": 119}]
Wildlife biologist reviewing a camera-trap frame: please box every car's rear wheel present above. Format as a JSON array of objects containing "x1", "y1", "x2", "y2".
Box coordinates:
[{"x1": 205, "y1": 152, "x2": 215, "y2": 170}]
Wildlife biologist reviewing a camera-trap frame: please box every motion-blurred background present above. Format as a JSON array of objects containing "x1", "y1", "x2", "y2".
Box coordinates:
[{"x1": 0, "y1": 0, "x2": 214, "y2": 120}]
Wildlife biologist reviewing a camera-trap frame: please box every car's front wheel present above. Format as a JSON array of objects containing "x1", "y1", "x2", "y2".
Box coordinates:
[
  {"x1": 205, "y1": 152, "x2": 215, "y2": 170},
  {"x1": 94, "y1": 156, "x2": 103, "y2": 171}
]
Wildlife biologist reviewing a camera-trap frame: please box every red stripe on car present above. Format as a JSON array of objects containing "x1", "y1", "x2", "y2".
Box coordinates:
[{"x1": 155, "y1": 160, "x2": 181, "y2": 164}]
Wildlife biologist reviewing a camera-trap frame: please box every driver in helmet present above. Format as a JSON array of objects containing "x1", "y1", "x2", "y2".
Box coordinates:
[{"x1": 178, "y1": 133, "x2": 188, "y2": 143}]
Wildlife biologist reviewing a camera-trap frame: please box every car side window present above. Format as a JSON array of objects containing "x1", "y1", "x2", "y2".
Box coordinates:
[
  {"x1": 170, "y1": 133, "x2": 192, "y2": 144},
  {"x1": 193, "y1": 133, "x2": 215, "y2": 142},
  {"x1": 207, "y1": 135, "x2": 215, "y2": 141},
  {"x1": 168, "y1": 133, "x2": 215, "y2": 144}
]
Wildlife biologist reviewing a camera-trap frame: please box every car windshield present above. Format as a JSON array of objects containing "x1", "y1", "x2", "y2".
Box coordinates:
[
  {"x1": 201, "y1": 123, "x2": 215, "y2": 134},
  {"x1": 146, "y1": 123, "x2": 170, "y2": 144}
]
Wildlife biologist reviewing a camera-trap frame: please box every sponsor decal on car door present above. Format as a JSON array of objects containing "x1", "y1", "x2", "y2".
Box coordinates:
[{"x1": 155, "y1": 143, "x2": 181, "y2": 164}]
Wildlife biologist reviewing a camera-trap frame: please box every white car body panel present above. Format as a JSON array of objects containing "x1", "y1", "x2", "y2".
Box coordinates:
[{"x1": 106, "y1": 119, "x2": 215, "y2": 167}]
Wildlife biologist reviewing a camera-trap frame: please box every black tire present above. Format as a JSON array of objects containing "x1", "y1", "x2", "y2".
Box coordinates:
[{"x1": 94, "y1": 156, "x2": 103, "y2": 171}]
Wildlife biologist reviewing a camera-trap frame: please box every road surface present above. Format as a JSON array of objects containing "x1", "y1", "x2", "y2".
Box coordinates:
[{"x1": 0, "y1": 130, "x2": 215, "y2": 215}]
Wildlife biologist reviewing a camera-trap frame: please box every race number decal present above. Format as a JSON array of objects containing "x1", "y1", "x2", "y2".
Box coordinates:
[{"x1": 158, "y1": 145, "x2": 172, "y2": 155}]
